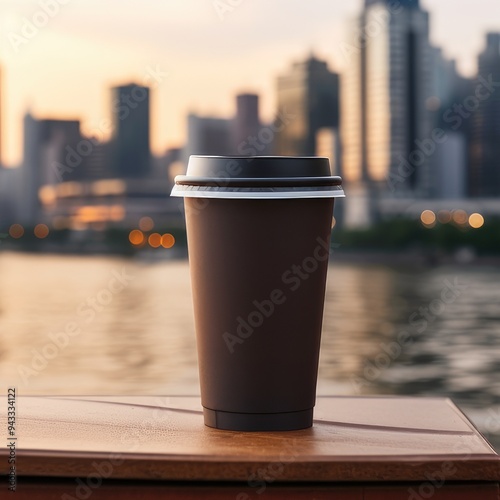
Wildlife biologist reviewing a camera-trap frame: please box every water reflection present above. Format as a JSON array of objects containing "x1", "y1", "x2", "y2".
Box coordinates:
[
  {"x1": 0, "y1": 252, "x2": 499, "y2": 449},
  {"x1": 319, "y1": 264, "x2": 399, "y2": 385}
]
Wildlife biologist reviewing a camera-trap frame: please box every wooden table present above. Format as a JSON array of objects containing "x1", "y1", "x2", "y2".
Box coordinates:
[{"x1": 1, "y1": 396, "x2": 499, "y2": 498}]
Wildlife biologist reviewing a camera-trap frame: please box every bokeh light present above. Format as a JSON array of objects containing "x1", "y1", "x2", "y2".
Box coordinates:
[
  {"x1": 161, "y1": 233, "x2": 175, "y2": 249},
  {"x1": 128, "y1": 229, "x2": 144, "y2": 246},
  {"x1": 148, "y1": 233, "x2": 162, "y2": 248},
  {"x1": 420, "y1": 210, "x2": 436, "y2": 227},
  {"x1": 110, "y1": 205, "x2": 125, "y2": 221},
  {"x1": 34, "y1": 224, "x2": 49, "y2": 239},
  {"x1": 437, "y1": 210, "x2": 452, "y2": 224},
  {"x1": 92, "y1": 221, "x2": 107, "y2": 231},
  {"x1": 52, "y1": 216, "x2": 69, "y2": 230},
  {"x1": 9, "y1": 224, "x2": 24, "y2": 239},
  {"x1": 469, "y1": 213, "x2": 485, "y2": 229},
  {"x1": 452, "y1": 209, "x2": 468, "y2": 225},
  {"x1": 139, "y1": 216, "x2": 154, "y2": 231}
]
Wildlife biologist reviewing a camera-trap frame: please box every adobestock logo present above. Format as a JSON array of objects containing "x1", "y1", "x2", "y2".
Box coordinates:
[
  {"x1": 223, "y1": 237, "x2": 334, "y2": 354},
  {"x1": 387, "y1": 73, "x2": 500, "y2": 191},
  {"x1": 16, "y1": 267, "x2": 134, "y2": 385},
  {"x1": 213, "y1": 0, "x2": 245, "y2": 21},
  {"x1": 236, "y1": 438, "x2": 299, "y2": 499},
  {"x1": 6, "y1": 0, "x2": 72, "y2": 53},
  {"x1": 179, "y1": 107, "x2": 296, "y2": 218},
  {"x1": 52, "y1": 65, "x2": 168, "y2": 182},
  {"x1": 341, "y1": 0, "x2": 402, "y2": 62},
  {"x1": 351, "y1": 277, "x2": 468, "y2": 393},
  {"x1": 236, "y1": 107, "x2": 295, "y2": 157}
]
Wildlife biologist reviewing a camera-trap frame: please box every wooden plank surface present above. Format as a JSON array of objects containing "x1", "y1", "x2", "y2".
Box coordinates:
[
  {"x1": 5, "y1": 481, "x2": 500, "y2": 500},
  {"x1": 1, "y1": 482, "x2": 366, "y2": 500},
  {"x1": 0, "y1": 396, "x2": 499, "y2": 482},
  {"x1": 363, "y1": 483, "x2": 500, "y2": 499}
]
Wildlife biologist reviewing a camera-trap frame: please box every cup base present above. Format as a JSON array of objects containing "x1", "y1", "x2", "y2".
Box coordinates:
[{"x1": 203, "y1": 407, "x2": 313, "y2": 431}]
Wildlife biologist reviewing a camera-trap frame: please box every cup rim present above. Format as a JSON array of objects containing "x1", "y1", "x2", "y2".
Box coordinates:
[{"x1": 171, "y1": 155, "x2": 345, "y2": 199}]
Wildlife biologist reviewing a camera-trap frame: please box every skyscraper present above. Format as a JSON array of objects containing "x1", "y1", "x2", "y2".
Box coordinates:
[
  {"x1": 110, "y1": 83, "x2": 150, "y2": 178},
  {"x1": 276, "y1": 55, "x2": 339, "y2": 156},
  {"x1": 184, "y1": 113, "x2": 232, "y2": 161},
  {"x1": 0, "y1": 65, "x2": 3, "y2": 167},
  {"x1": 365, "y1": 0, "x2": 420, "y2": 7},
  {"x1": 341, "y1": 0, "x2": 432, "y2": 196},
  {"x1": 470, "y1": 33, "x2": 500, "y2": 197},
  {"x1": 428, "y1": 47, "x2": 472, "y2": 199},
  {"x1": 20, "y1": 113, "x2": 83, "y2": 225},
  {"x1": 0, "y1": 168, "x2": 19, "y2": 227},
  {"x1": 233, "y1": 93, "x2": 261, "y2": 152}
]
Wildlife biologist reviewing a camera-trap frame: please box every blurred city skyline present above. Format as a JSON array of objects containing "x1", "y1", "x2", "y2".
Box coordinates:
[{"x1": 0, "y1": 0, "x2": 499, "y2": 167}]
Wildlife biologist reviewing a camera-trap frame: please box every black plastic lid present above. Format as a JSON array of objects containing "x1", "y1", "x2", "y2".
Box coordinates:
[
  {"x1": 171, "y1": 156, "x2": 344, "y2": 200},
  {"x1": 186, "y1": 155, "x2": 332, "y2": 178}
]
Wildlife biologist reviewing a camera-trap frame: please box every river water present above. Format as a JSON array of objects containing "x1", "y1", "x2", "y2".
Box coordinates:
[{"x1": 1, "y1": 252, "x2": 499, "y2": 450}]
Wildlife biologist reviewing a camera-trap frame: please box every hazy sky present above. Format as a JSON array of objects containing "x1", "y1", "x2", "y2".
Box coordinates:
[{"x1": 0, "y1": 0, "x2": 499, "y2": 166}]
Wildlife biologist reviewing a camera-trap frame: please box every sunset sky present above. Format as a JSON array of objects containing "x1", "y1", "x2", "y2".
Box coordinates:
[{"x1": 0, "y1": 0, "x2": 499, "y2": 166}]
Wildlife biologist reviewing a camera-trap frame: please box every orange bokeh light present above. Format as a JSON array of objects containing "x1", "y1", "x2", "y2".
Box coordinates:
[
  {"x1": 129, "y1": 229, "x2": 144, "y2": 246},
  {"x1": 148, "y1": 233, "x2": 162, "y2": 248},
  {"x1": 110, "y1": 205, "x2": 125, "y2": 221},
  {"x1": 34, "y1": 224, "x2": 49, "y2": 239},
  {"x1": 161, "y1": 233, "x2": 175, "y2": 249},
  {"x1": 9, "y1": 224, "x2": 24, "y2": 239},
  {"x1": 452, "y1": 210, "x2": 468, "y2": 225},
  {"x1": 139, "y1": 216, "x2": 154, "y2": 231},
  {"x1": 420, "y1": 210, "x2": 436, "y2": 227},
  {"x1": 469, "y1": 213, "x2": 484, "y2": 229},
  {"x1": 52, "y1": 216, "x2": 69, "y2": 230},
  {"x1": 437, "y1": 210, "x2": 452, "y2": 224}
]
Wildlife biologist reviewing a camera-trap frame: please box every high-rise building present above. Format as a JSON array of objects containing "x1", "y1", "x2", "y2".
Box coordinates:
[
  {"x1": 427, "y1": 47, "x2": 472, "y2": 199},
  {"x1": 82, "y1": 139, "x2": 113, "y2": 181},
  {"x1": 341, "y1": 0, "x2": 433, "y2": 196},
  {"x1": 470, "y1": 33, "x2": 500, "y2": 197},
  {"x1": 20, "y1": 113, "x2": 82, "y2": 225},
  {"x1": 433, "y1": 132, "x2": 467, "y2": 199},
  {"x1": 0, "y1": 65, "x2": 3, "y2": 167},
  {"x1": 110, "y1": 83, "x2": 150, "y2": 178},
  {"x1": 20, "y1": 113, "x2": 39, "y2": 225},
  {"x1": 316, "y1": 127, "x2": 341, "y2": 176},
  {"x1": 429, "y1": 47, "x2": 460, "y2": 108},
  {"x1": 233, "y1": 93, "x2": 261, "y2": 152},
  {"x1": 184, "y1": 113, "x2": 232, "y2": 161},
  {"x1": 42, "y1": 119, "x2": 82, "y2": 185},
  {"x1": 365, "y1": 0, "x2": 420, "y2": 7},
  {"x1": 0, "y1": 167, "x2": 20, "y2": 228},
  {"x1": 276, "y1": 55, "x2": 339, "y2": 156}
]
